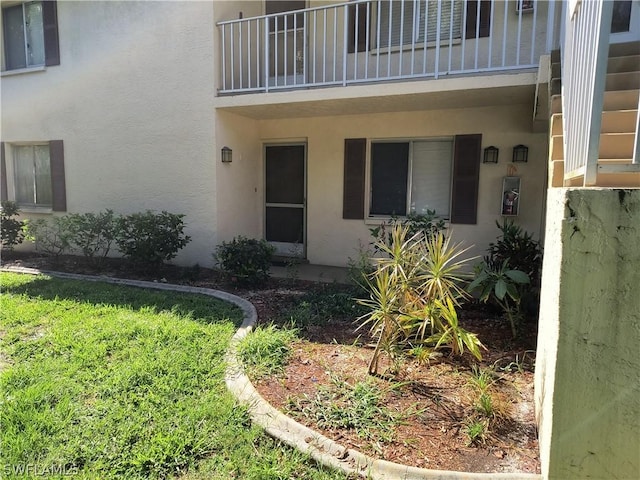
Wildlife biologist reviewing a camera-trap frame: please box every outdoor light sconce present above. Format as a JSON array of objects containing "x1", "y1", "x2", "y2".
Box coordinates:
[
  {"x1": 512, "y1": 144, "x2": 529, "y2": 163},
  {"x1": 221, "y1": 146, "x2": 233, "y2": 163},
  {"x1": 483, "y1": 146, "x2": 499, "y2": 164}
]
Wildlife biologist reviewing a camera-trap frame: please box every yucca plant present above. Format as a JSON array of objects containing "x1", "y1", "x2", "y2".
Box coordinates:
[{"x1": 357, "y1": 224, "x2": 480, "y2": 375}]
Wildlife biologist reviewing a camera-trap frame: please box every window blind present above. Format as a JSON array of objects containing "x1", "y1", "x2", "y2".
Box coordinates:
[
  {"x1": 410, "y1": 140, "x2": 452, "y2": 217},
  {"x1": 378, "y1": 0, "x2": 463, "y2": 48}
]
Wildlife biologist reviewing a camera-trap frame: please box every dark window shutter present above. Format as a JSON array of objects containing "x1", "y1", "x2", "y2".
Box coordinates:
[
  {"x1": 465, "y1": 0, "x2": 491, "y2": 39},
  {"x1": 450, "y1": 134, "x2": 481, "y2": 224},
  {"x1": 348, "y1": 3, "x2": 369, "y2": 53},
  {"x1": 1, "y1": 142, "x2": 7, "y2": 202},
  {"x1": 343, "y1": 138, "x2": 366, "y2": 219},
  {"x1": 43, "y1": 0, "x2": 60, "y2": 66},
  {"x1": 49, "y1": 140, "x2": 66, "y2": 211}
]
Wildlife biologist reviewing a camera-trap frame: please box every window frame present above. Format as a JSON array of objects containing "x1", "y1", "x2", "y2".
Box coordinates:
[
  {"x1": 0, "y1": 140, "x2": 66, "y2": 213},
  {"x1": 367, "y1": 137, "x2": 455, "y2": 221},
  {"x1": 11, "y1": 142, "x2": 52, "y2": 209},
  {"x1": 1, "y1": 0, "x2": 59, "y2": 72}
]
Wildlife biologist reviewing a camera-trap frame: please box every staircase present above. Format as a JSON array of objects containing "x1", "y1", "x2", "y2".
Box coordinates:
[{"x1": 548, "y1": 41, "x2": 640, "y2": 188}]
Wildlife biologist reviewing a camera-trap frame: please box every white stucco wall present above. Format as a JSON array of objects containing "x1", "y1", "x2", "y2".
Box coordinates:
[
  {"x1": 217, "y1": 102, "x2": 547, "y2": 267},
  {"x1": 535, "y1": 188, "x2": 640, "y2": 480},
  {"x1": 1, "y1": 1, "x2": 217, "y2": 266}
]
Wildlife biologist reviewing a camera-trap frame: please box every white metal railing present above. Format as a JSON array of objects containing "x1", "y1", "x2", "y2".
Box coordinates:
[
  {"x1": 217, "y1": 0, "x2": 549, "y2": 94},
  {"x1": 561, "y1": 0, "x2": 613, "y2": 185}
]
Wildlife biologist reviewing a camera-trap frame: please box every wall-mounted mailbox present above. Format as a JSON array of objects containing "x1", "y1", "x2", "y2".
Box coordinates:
[{"x1": 501, "y1": 176, "x2": 521, "y2": 216}]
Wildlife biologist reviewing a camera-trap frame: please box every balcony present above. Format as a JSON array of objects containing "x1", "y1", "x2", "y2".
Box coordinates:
[{"x1": 217, "y1": 0, "x2": 555, "y2": 95}]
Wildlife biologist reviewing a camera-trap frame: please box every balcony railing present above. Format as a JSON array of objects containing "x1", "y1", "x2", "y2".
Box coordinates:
[{"x1": 217, "y1": 0, "x2": 552, "y2": 94}]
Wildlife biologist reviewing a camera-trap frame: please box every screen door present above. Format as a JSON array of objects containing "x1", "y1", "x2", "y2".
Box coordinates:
[{"x1": 265, "y1": 144, "x2": 306, "y2": 257}]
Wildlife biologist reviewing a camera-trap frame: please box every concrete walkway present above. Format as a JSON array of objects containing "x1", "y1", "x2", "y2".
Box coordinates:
[{"x1": 270, "y1": 263, "x2": 350, "y2": 284}]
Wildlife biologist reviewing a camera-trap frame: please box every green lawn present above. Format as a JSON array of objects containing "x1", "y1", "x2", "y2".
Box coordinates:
[{"x1": 0, "y1": 272, "x2": 348, "y2": 479}]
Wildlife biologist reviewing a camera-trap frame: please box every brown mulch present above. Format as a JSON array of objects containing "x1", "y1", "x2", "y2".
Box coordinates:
[{"x1": 1, "y1": 251, "x2": 541, "y2": 475}]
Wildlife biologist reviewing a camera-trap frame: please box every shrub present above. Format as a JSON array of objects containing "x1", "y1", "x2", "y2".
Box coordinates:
[
  {"x1": 485, "y1": 219, "x2": 542, "y2": 286},
  {"x1": 369, "y1": 209, "x2": 446, "y2": 250},
  {"x1": 357, "y1": 224, "x2": 483, "y2": 375},
  {"x1": 214, "y1": 236, "x2": 275, "y2": 286},
  {"x1": 468, "y1": 261, "x2": 530, "y2": 338},
  {"x1": 65, "y1": 210, "x2": 118, "y2": 264},
  {"x1": 23, "y1": 217, "x2": 73, "y2": 257},
  {"x1": 115, "y1": 211, "x2": 191, "y2": 266},
  {"x1": 0, "y1": 201, "x2": 25, "y2": 251}
]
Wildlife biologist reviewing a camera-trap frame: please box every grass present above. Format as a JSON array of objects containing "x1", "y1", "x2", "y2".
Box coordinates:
[
  {"x1": 237, "y1": 324, "x2": 298, "y2": 379},
  {"x1": 0, "y1": 272, "x2": 350, "y2": 480},
  {"x1": 287, "y1": 373, "x2": 411, "y2": 445}
]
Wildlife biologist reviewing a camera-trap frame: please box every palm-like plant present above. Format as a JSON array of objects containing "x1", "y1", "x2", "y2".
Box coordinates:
[{"x1": 357, "y1": 224, "x2": 481, "y2": 375}]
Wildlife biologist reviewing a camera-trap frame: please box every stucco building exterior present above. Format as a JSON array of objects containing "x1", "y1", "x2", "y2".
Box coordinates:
[{"x1": 2, "y1": 2, "x2": 639, "y2": 478}]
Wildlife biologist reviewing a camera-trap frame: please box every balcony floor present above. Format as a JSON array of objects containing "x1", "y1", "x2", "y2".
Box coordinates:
[{"x1": 215, "y1": 71, "x2": 538, "y2": 119}]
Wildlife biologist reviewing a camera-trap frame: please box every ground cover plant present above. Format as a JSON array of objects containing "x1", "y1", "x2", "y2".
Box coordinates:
[
  {"x1": 0, "y1": 250, "x2": 540, "y2": 474},
  {"x1": 0, "y1": 272, "x2": 349, "y2": 480}
]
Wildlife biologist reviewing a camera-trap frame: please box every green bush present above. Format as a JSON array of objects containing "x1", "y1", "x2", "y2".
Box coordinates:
[
  {"x1": 369, "y1": 209, "x2": 446, "y2": 248},
  {"x1": 485, "y1": 219, "x2": 542, "y2": 286},
  {"x1": 65, "y1": 210, "x2": 118, "y2": 264},
  {"x1": 357, "y1": 225, "x2": 483, "y2": 375},
  {"x1": 0, "y1": 201, "x2": 25, "y2": 251},
  {"x1": 115, "y1": 211, "x2": 191, "y2": 265},
  {"x1": 23, "y1": 217, "x2": 73, "y2": 257},
  {"x1": 214, "y1": 236, "x2": 275, "y2": 286}
]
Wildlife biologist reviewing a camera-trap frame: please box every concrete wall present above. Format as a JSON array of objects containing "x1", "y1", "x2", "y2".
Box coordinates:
[
  {"x1": 1, "y1": 1, "x2": 217, "y2": 266},
  {"x1": 217, "y1": 102, "x2": 547, "y2": 266},
  {"x1": 535, "y1": 188, "x2": 640, "y2": 480}
]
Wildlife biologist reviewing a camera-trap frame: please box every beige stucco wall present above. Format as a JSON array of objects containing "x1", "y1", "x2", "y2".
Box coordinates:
[
  {"x1": 217, "y1": 102, "x2": 547, "y2": 267},
  {"x1": 535, "y1": 188, "x2": 640, "y2": 480},
  {"x1": 1, "y1": 1, "x2": 217, "y2": 266}
]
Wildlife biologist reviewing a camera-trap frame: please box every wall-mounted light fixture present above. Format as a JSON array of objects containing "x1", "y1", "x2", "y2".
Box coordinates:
[
  {"x1": 221, "y1": 146, "x2": 233, "y2": 163},
  {"x1": 512, "y1": 144, "x2": 529, "y2": 163},
  {"x1": 483, "y1": 146, "x2": 499, "y2": 164}
]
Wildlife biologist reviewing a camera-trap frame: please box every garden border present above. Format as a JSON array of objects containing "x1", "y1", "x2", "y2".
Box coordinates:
[{"x1": 1, "y1": 266, "x2": 541, "y2": 480}]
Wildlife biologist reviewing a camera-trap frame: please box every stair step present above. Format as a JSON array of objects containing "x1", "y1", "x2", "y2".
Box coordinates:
[
  {"x1": 551, "y1": 78, "x2": 562, "y2": 96},
  {"x1": 606, "y1": 71, "x2": 640, "y2": 91},
  {"x1": 551, "y1": 49, "x2": 561, "y2": 64},
  {"x1": 608, "y1": 55, "x2": 640, "y2": 74},
  {"x1": 551, "y1": 94, "x2": 562, "y2": 114},
  {"x1": 551, "y1": 113, "x2": 563, "y2": 136},
  {"x1": 603, "y1": 89, "x2": 640, "y2": 110},
  {"x1": 551, "y1": 62, "x2": 561, "y2": 80},
  {"x1": 549, "y1": 160, "x2": 565, "y2": 188},
  {"x1": 550, "y1": 90, "x2": 640, "y2": 115},
  {"x1": 549, "y1": 132, "x2": 636, "y2": 161},
  {"x1": 600, "y1": 133, "x2": 636, "y2": 159},
  {"x1": 608, "y1": 41, "x2": 640, "y2": 58},
  {"x1": 549, "y1": 110, "x2": 637, "y2": 136},
  {"x1": 601, "y1": 109, "x2": 639, "y2": 133}
]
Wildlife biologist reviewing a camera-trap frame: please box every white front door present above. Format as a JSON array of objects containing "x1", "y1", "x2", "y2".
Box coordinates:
[{"x1": 610, "y1": 0, "x2": 640, "y2": 43}]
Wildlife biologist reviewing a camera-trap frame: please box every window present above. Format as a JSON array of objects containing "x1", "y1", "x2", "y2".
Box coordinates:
[
  {"x1": 343, "y1": 135, "x2": 481, "y2": 224},
  {"x1": 0, "y1": 140, "x2": 66, "y2": 211},
  {"x1": 14, "y1": 144, "x2": 52, "y2": 206},
  {"x1": 370, "y1": 140, "x2": 453, "y2": 217},
  {"x1": 2, "y1": 1, "x2": 59, "y2": 71},
  {"x1": 379, "y1": 0, "x2": 464, "y2": 47}
]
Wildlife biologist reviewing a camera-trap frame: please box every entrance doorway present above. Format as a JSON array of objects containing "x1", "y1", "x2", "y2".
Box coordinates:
[{"x1": 265, "y1": 144, "x2": 306, "y2": 258}]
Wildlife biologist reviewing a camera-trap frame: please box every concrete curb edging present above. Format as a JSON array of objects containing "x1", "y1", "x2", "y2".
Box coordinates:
[{"x1": 1, "y1": 267, "x2": 541, "y2": 480}]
